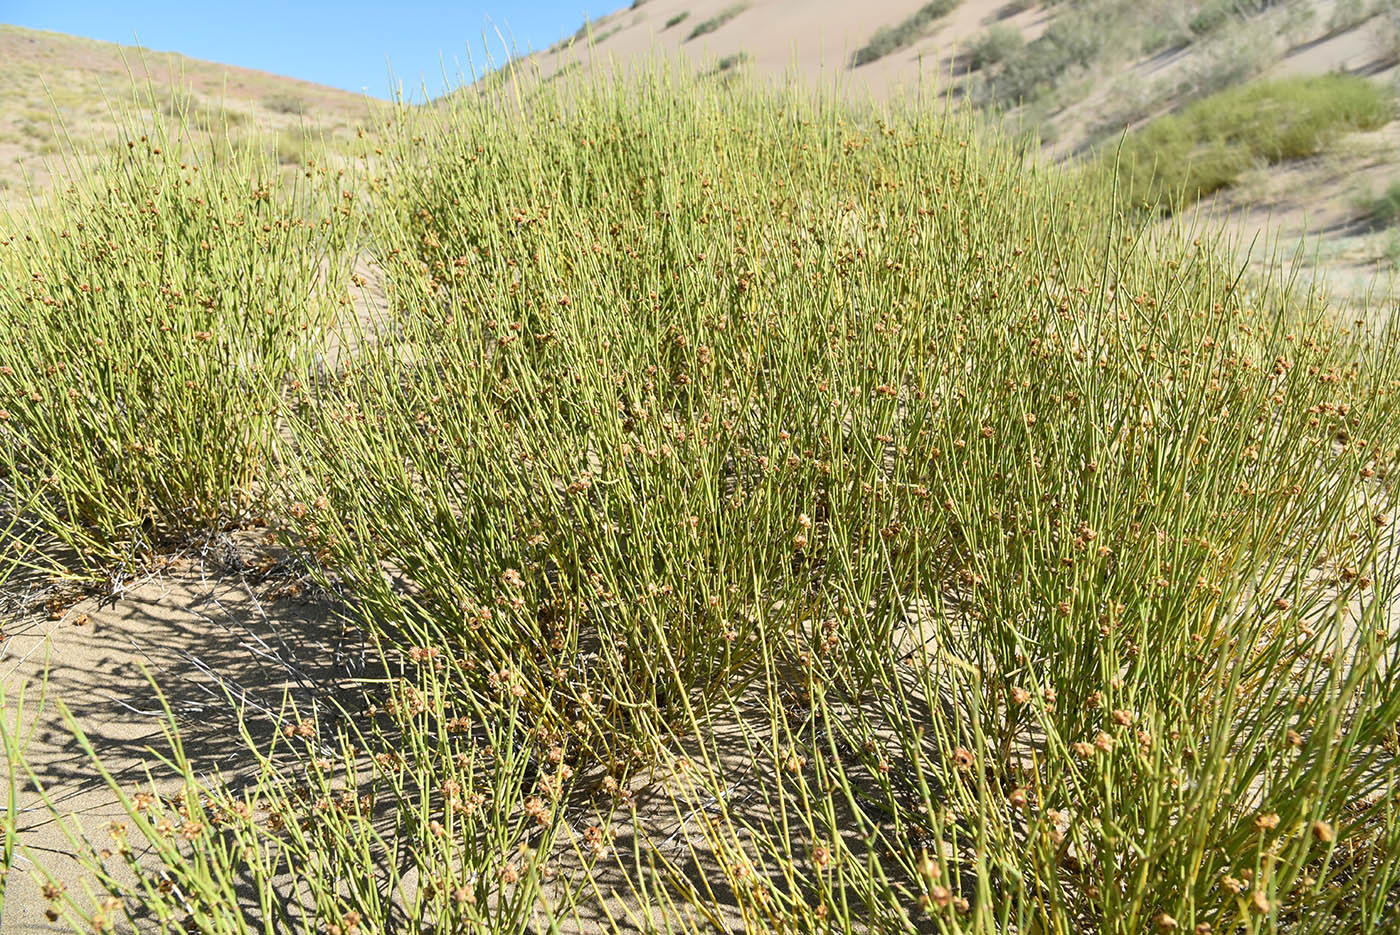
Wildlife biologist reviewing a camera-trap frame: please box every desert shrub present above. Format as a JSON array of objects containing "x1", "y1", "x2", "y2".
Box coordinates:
[
  {"x1": 6, "y1": 63, "x2": 1400, "y2": 935},
  {"x1": 567, "y1": 19, "x2": 625, "y2": 46},
  {"x1": 965, "y1": 23, "x2": 1025, "y2": 71},
  {"x1": 851, "y1": 0, "x2": 960, "y2": 66},
  {"x1": 1111, "y1": 73, "x2": 1392, "y2": 213},
  {"x1": 1373, "y1": 7, "x2": 1400, "y2": 62},
  {"x1": 0, "y1": 112, "x2": 358, "y2": 573},
  {"x1": 570, "y1": 17, "x2": 600, "y2": 42},
  {"x1": 263, "y1": 91, "x2": 308, "y2": 115},
  {"x1": 272, "y1": 127, "x2": 314, "y2": 164},
  {"x1": 1329, "y1": 0, "x2": 1369, "y2": 33},
  {"x1": 1137, "y1": 0, "x2": 1195, "y2": 55},
  {"x1": 1383, "y1": 226, "x2": 1400, "y2": 264},
  {"x1": 1090, "y1": 76, "x2": 1167, "y2": 135},
  {"x1": 1189, "y1": 0, "x2": 1233, "y2": 35},
  {"x1": 1366, "y1": 179, "x2": 1400, "y2": 226},
  {"x1": 1283, "y1": 0, "x2": 1319, "y2": 46},
  {"x1": 664, "y1": 11, "x2": 689, "y2": 29},
  {"x1": 990, "y1": 0, "x2": 1121, "y2": 103},
  {"x1": 686, "y1": 3, "x2": 749, "y2": 40},
  {"x1": 713, "y1": 51, "x2": 751, "y2": 73},
  {"x1": 547, "y1": 61, "x2": 582, "y2": 83},
  {"x1": 1142, "y1": 21, "x2": 1193, "y2": 55},
  {"x1": 15, "y1": 118, "x2": 54, "y2": 149},
  {"x1": 988, "y1": 0, "x2": 1253, "y2": 106},
  {"x1": 1175, "y1": 20, "x2": 1280, "y2": 98},
  {"x1": 160, "y1": 90, "x2": 244, "y2": 131},
  {"x1": 1189, "y1": 0, "x2": 1282, "y2": 36}
]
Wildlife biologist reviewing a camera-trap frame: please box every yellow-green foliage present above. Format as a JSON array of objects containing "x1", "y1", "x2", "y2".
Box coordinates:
[
  {"x1": 0, "y1": 112, "x2": 358, "y2": 572},
  {"x1": 4, "y1": 63, "x2": 1400, "y2": 934},
  {"x1": 1112, "y1": 74, "x2": 1393, "y2": 213}
]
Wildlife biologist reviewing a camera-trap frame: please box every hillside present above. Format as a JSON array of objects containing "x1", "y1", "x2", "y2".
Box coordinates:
[
  {"x1": 8, "y1": 5, "x2": 1400, "y2": 299},
  {"x1": 0, "y1": 24, "x2": 373, "y2": 201},
  {"x1": 504, "y1": 0, "x2": 1400, "y2": 302}
]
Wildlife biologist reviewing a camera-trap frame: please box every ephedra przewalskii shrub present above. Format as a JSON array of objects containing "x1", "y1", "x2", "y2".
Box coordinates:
[
  {"x1": 4, "y1": 60, "x2": 1398, "y2": 934},
  {"x1": 0, "y1": 96, "x2": 360, "y2": 576},
  {"x1": 272, "y1": 63, "x2": 1400, "y2": 929}
]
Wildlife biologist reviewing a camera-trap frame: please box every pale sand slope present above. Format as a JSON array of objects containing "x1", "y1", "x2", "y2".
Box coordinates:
[{"x1": 507, "y1": 0, "x2": 1048, "y2": 99}]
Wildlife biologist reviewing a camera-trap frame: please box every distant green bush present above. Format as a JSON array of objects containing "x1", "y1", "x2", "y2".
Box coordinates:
[
  {"x1": 965, "y1": 24, "x2": 1025, "y2": 71},
  {"x1": 990, "y1": 2, "x2": 1116, "y2": 103},
  {"x1": 1328, "y1": 0, "x2": 1369, "y2": 33},
  {"x1": 264, "y1": 91, "x2": 308, "y2": 115},
  {"x1": 1366, "y1": 180, "x2": 1400, "y2": 227},
  {"x1": 1141, "y1": 26, "x2": 1192, "y2": 55},
  {"x1": 547, "y1": 61, "x2": 582, "y2": 83},
  {"x1": 665, "y1": 11, "x2": 690, "y2": 29},
  {"x1": 1176, "y1": 22, "x2": 1277, "y2": 99},
  {"x1": 687, "y1": 4, "x2": 748, "y2": 41},
  {"x1": 1111, "y1": 74, "x2": 1392, "y2": 214},
  {"x1": 1189, "y1": 0, "x2": 1233, "y2": 35},
  {"x1": 713, "y1": 51, "x2": 751, "y2": 74},
  {"x1": 1189, "y1": 0, "x2": 1281, "y2": 37},
  {"x1": 1141, "y1": 6, "x2": 1193, "y2": 55},
  {"x1": 851, "y1": 1, "x2": 960, "y2": 67},
  {"x1": 161, "y1": 91, "x2": 245, "y2": 131},
  {"x1": 593, "y1": 23, "x2": 624, "y2": 43},
  {"x1": 272, "y1": 127, "x2": 313, "y2": 165}
]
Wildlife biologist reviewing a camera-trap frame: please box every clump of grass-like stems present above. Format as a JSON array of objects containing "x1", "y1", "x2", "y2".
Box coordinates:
[
  {"x1": 2, "y1": 60, "x2": 1399, "y2": 934},
  {"x1": 0, "y1": 83, "x2": 360, "y2": 576}
]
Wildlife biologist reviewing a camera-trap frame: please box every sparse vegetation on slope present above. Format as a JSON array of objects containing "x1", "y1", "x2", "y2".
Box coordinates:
[
  {"x1": 263, "y1": 91, "x2": 308, "y2": 115},
  {"x1": 3, "y1": 57, "x2": 1400, "y2": 935},
  {"x1": 1112, "y1": 73, "x2": 1392, "y2": 213},
  {"x1": 1365, "y1": 179, "x2": 1400, "y2": 227},
  {"x1": 0, "y1": 25, "x2": 369, "y2": 200},
  {"x1": 712, "y1": 50, "x2": 751, "y2": 73},
  {"x1": 851, "y1": 0, "x2": 961, "y2": 67},
  {"x1": 991, "y1": 0, "x2": 1131, "y2": 103},
  {"x1": 686, "y1": 3, "x2": 749, "y2": 41},
  {"x1": 964, "y1": 23, "x2": 1024, "y2": 72},
  {"x1": 1189, "y1": 0, "x2": 1282, "y2": 37}
]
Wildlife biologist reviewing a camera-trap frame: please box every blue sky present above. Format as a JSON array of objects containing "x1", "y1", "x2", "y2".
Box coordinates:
[{"x1": 2, "y1": 1, "x2": 598, "y2": 99}]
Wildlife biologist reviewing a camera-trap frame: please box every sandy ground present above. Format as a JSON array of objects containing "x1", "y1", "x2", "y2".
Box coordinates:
[
  {"x1": 1172, "y1": 123, "x2": 1400, "y2": 306},
  {"x1": 0, "y1": 538, "x2": 371, "y2": 933},
  {"x1": 0, "y1": 544, "x2": 928, "y2": 934}
]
